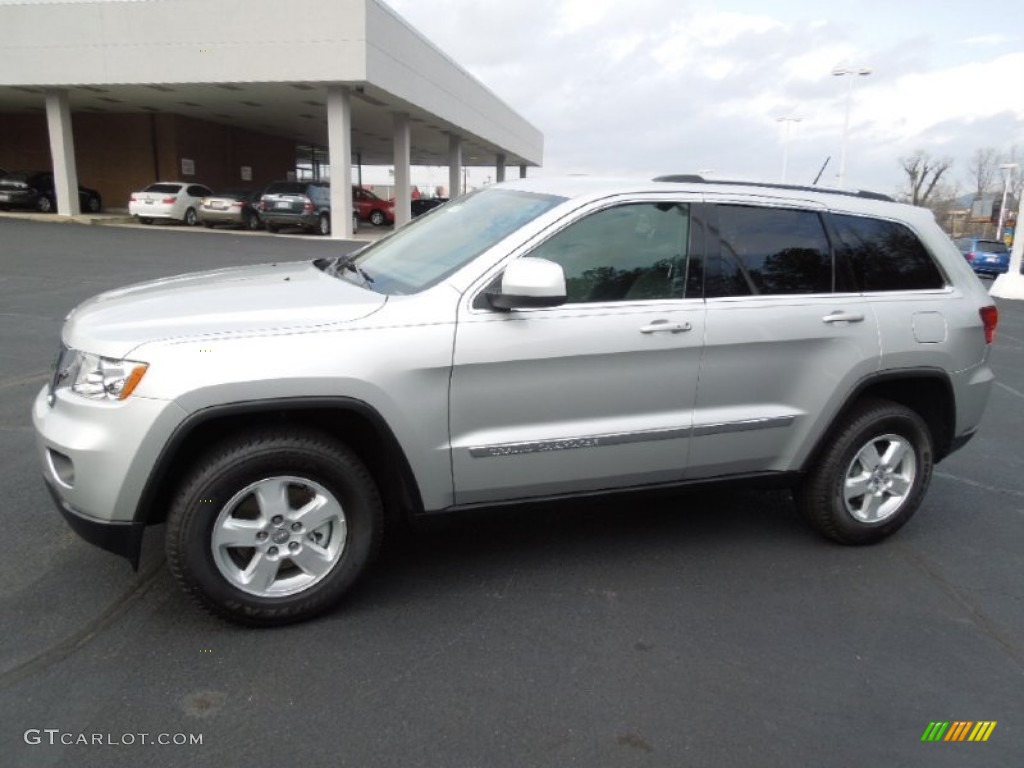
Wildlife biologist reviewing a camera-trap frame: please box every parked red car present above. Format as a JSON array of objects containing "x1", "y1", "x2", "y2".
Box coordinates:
[{"x1": 353, "y1": 186, "x2": 394, "y2": 226}]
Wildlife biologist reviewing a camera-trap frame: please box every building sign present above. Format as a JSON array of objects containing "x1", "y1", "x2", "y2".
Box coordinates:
[
  {"x1": 181, "y1": 158, "x2": 195, "y2": 176},
  {"x1": 240, "y1": 166, "x2": 252, "y2": 181}
]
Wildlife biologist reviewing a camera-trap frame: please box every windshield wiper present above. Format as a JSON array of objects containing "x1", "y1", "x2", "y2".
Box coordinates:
[{"x1": 342, "y1": 261, "x2": 375, "y2": 285}]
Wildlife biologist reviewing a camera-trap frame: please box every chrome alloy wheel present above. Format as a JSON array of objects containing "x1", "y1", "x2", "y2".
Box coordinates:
[
  {"x1": 841, "y1": 433, "x2": 916, "y2": 524},
  {"x1": 211, "y1": 476, "x2": 347, "y2": 597}
]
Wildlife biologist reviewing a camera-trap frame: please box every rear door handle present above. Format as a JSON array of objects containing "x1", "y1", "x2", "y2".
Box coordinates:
[
  {"x1": 822, "y1": 311, "x2": 865, "y2": 324},
  {"x1": 640, "y1": 320, "x2": 692, "y2": 334}
]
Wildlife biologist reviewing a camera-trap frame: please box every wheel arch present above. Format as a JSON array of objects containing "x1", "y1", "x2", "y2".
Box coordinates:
[
  {"x1": 135, "y1": 397, "x2": 425, "y2": 529},
  {"x1": 801, "y1": 369, "x2": 956, "y2": 473}
]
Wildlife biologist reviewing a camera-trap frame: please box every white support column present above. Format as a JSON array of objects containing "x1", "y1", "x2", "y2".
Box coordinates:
[
  {"x1": 326, "y1": 85, "x2": 354, "y2": 239},
  {"x1": 496, "y1": 153, "x2": 506, "y2": 183},
  {"x1": 393, "y1": 112, "x2": 411, "y2": 228},
  {"x1": 990, "y1": 194, "x2": 1024, "y2": 299},
  {"x1": 448, "y1": 134, "x2": 462, "y2": 199},
  {"x1": 45, "y1": 89, "x2": 80, "y2": 216},
  {"x1": 519, "y1": 164, "x2": 528, "y2": 179}
]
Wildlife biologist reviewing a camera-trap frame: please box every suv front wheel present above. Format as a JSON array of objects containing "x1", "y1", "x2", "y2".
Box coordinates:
[
  {"x1": 797, "y1": 399, "x2": 933, "y2": 545},
  {"x1": 165, "y1": 428, "x2": 383, "y2": 625}
]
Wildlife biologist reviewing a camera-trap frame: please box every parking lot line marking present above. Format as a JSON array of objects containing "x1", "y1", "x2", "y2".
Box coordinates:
[
  {"x1": 995, "y1": 381, "x2": 1024, "y2": 400},
  {"x1": 0, "y1": 371, "x2": 49, "y2": 390}
]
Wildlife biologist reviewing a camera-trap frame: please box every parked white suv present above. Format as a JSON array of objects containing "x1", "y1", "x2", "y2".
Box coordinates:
[{"x1": 34, "y1": 176, "x2": 998, "y2": 624}]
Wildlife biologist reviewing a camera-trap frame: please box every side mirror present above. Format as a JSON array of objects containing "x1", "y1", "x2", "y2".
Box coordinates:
[{"x1": 488, "y1": 257, "x2": 567, "y2": 310}]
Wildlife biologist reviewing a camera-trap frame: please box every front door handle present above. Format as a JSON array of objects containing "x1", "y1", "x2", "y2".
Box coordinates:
[
  {"x1": 640, "y1": 320, "x2": 692, "y2": 334},
  {"x1": 822, "y1": 311, "x2": 865, "y2": 324}
]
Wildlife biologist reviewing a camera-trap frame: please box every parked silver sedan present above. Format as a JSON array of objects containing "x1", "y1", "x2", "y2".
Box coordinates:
[{"x1": 198, "y1": 189, "x2": 263, "y2": 231}]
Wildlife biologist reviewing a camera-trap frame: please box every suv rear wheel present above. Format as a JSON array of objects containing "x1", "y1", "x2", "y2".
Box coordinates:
[
  {"x1": 165, "y1": 428, "x2": 383, "y2": 625},
  {"x1": 797, "y1": 399, "x2": 933, "y2": 545},
  {"x1": 317, "y1": 212, "x2": 331, "y2": 236}
]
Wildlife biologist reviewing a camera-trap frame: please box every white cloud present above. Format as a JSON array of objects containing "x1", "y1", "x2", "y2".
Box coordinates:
[{"x1": 384, "y1": 0, "x2": 1024, "y2": 192}]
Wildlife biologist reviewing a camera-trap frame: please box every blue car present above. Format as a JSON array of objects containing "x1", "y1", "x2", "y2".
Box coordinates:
[{"x1": 955, "y1": 237, "x2": 1010, "y2": 276}]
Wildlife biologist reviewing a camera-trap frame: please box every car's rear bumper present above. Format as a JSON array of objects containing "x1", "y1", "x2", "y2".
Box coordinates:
[{"x1": 262, "y1": 212, "x2": 319, "y2": 229}]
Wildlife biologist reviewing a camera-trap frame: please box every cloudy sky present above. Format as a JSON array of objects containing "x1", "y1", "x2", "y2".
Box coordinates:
[{"x1": 386, "y1": 0, "x2": 1023, "y2": 197}]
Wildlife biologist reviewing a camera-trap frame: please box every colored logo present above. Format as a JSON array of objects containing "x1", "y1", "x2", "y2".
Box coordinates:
[{"x1": 921, "y1": 721, "x2": 997, "y2": 742}]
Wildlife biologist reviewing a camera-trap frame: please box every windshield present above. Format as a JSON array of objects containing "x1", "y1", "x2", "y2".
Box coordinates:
[
  {"x1": 976, "y1": 240, "x2": 1009, "y2": 253},
  {"x1": 319, "y1": 188, "x2": 566, "y2": 294},
  {"x1": 144, "y1": 183, "x2": 183, "y2": 193}
]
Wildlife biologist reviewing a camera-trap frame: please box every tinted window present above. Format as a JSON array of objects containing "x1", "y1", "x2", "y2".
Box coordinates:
[
  {"x1": 264, "y1": 182, "x2": 308, "y2": 195},
  {"x1": 831, "y1": 214, "x2": 945, "y2": 291},
  {"x1": 528, "y1": 202, "x2": 691, "y2": 303},
  {"x1": 144, "y1": 183, "x2": 183, "y2": 194},
  {"x1": 186, "y1": 185, "x2": 211, "y2": 197},
  {"x1": 706, "y1": 206, "x2": 832, "y2": 297},
  {"x1": 976, "y1": 240, "x2": 1008, "y2": 254}
]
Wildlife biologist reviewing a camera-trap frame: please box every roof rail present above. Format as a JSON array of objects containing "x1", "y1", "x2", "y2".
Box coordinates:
[{"x1": 651, "y1": 175, "x2": 894, "y2": 202}]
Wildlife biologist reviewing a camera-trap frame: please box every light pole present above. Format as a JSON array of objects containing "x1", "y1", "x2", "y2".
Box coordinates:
[
  {"x1": 832, "y1": 66, "x2": 871, "y2": 188},
  {"x1": 776, "y1": 115, "x2": 802, "y2": 183},
  {"x1": 996, "y1": 163, "x2": 1018, "y2": 244}
]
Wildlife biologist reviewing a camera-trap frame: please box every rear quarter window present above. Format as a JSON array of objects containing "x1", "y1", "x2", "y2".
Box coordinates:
[{"x1": 830, "y1": 214, "x2": 945, "y2": 292}]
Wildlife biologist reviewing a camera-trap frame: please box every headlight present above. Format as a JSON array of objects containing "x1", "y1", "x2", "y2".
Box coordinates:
[{"x1": 52, "y1": 349, "x2": 148, "y2": 402}]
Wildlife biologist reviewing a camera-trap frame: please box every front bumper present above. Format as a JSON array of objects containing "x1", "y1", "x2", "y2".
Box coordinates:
[
  {"x1": 33, "y1": 385, "x2": 188, "y2": 537},
  {"x1": 44, "y1": 477, "x2": 145, "y2": 568}
]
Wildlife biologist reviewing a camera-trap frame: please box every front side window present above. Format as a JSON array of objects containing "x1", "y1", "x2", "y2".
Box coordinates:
[
  {"x1": 831, "y1": 214, "x2": 945, "y2": 291},
  {"x1": 527, "y1": 202, "x2": 691, "y2": 303},
  {"x1": 705, "y1": 205, "x2": 832, "y2": 297}
]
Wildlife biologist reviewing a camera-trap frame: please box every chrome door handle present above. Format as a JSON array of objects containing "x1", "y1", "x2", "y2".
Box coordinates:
[
  {"x1": 640, "y1": 320, "x2": 692, "y2": 334},
  {"x1": 822, "y1": 311, "x2": 865, "y2": 324}
]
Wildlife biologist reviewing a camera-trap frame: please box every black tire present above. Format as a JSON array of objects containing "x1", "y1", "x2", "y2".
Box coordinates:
[
  {"x1": 264, "y1": 222, "x2": 278, "y2": 234},
  {"x1": 797, "y1": 399, "x2": 933, "y2": 545},
  {"x1": 317, "y1": 212, "x2": 331, "y2": 236},
  {"x1": 85, "y1": 195, "x2": 101, "y2": 213},
  {"x1": 166, "y1": 428, "x2": 383, "y2": 626},
  {"x1": 352, "y1": 213, "x2": 359, "y2": 234},
  {"x1": 369, "y1": 209, "x2": 386, "y2": 227},
  {"x1": 245, "y1": 212, "x2": 262, "y2": 231},
  {"x1": 140, "y1": 217, "x2": 153, "y2": 225},
  {"x1": 183, "y1": 207, "x2": 198, "y2": 226},
  {"x1": 36, "y1": 195, "x2": 53, "y2": 213},
  {"x1": 202, "y1": 221, "x2": 214, "y2": 229}
]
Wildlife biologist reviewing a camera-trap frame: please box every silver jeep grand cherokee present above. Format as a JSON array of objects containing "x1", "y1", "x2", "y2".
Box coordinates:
[{"x1": 33, "y1": 176, "x2": 998, "y2": 624}]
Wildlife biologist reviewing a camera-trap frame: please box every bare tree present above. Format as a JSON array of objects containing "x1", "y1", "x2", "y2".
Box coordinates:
[
  {"x1": 899, "y1": 150, "x2": 954, "y2": 206},
  {"x1": 967, "y1": 147, "x2": 1000, "y2": 199}
]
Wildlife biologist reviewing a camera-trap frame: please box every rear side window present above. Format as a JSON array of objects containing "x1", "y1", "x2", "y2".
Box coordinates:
[
  {"x1": 264, "y1": 182, "x2": 308, "y2": 196},
  {"x1": 976, "y1": 240, "x2": 1008, "y2": 254},
  {"x1": 186, "y1": 185, "x2": 211, "y2": 197},
  {"x1": 144, "y1": 183, "x2": 182, "y2": 194},
  {"x1": 831, "y1": 214, "x2": 945, "y2": 291},
  {"x1": 705, "y1": 205, "x2": 832, "y2": 297}
]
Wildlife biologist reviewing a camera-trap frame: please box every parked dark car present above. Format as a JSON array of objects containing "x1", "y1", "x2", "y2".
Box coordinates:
[
  {"x1": 955, "y1": 236, "x2": 1010, "y2": 276},
  {"x1": 0, "y1": 171, "x2": 101, "y2": 213},
  {"x1": 199, "y1": 189, "x2": 263, "y2": 231},
  {"x1": 259, "y1": 181, "x2": 332, "y2": 235},
  {"x1": 411, "y1": 197, "x2": 448, "y2": 217}
]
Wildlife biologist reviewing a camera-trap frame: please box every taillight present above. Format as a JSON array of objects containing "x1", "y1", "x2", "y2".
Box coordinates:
[
  {"x1": 980, "y1": 305, "x2": 998, "y2": 344},
  {"x1": 129, "y1": 194, "x2": 137, "y2": 202},
  {"x1": 162, "y1": 197, "x2": 177, "y2": 204},
  {"x1": 966, "y1": 251, "x2": 976, "y2": 262},
  {"x1": 232, "y1": 201, "x2": 244, "y2": 208},
  {"x1": 303, "y1": 201, "x2": 314, "y2": 213}
]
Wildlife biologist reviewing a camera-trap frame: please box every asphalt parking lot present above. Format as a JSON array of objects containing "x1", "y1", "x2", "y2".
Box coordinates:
[{"x1": 1, "y1": 216, "x2": 1022, "y2": 767}]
